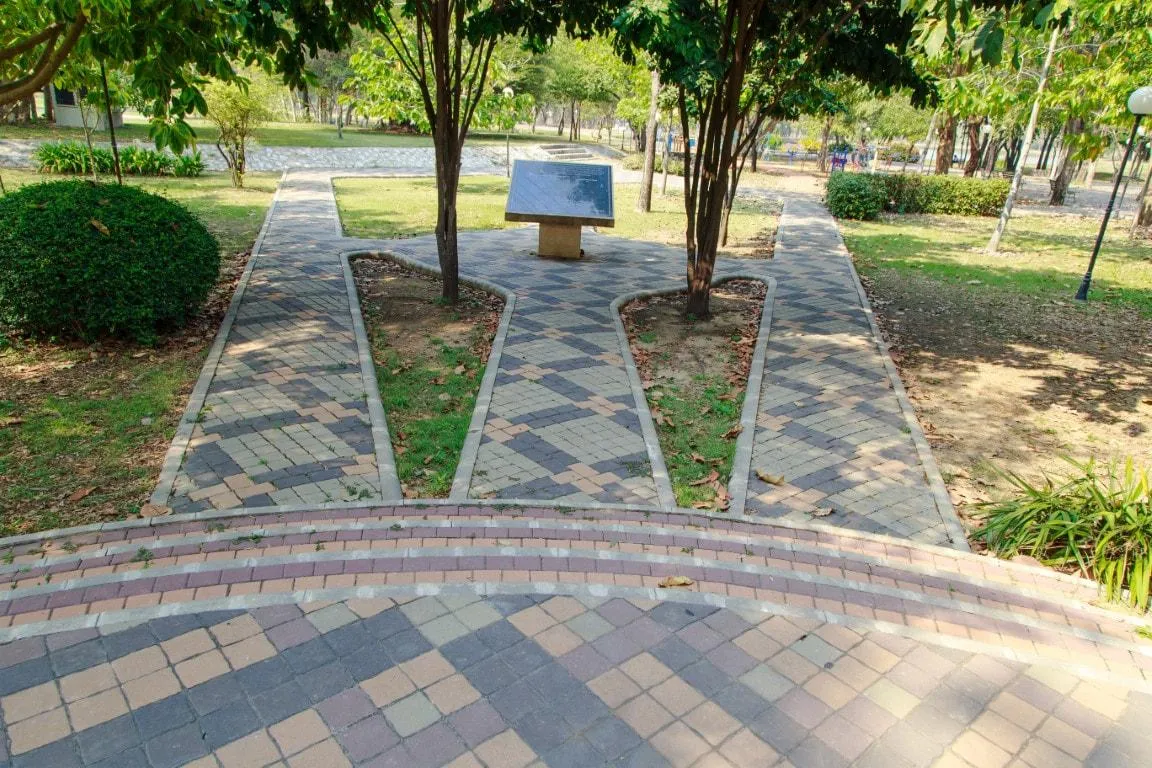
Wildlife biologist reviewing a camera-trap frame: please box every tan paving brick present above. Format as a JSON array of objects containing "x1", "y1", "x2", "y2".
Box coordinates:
[
  {"x1": 210, "y1": 614, "x2": 263, "y2": 646},
  {"x1": 651, "y1": 721, "x2": 712, "y2": 768},
  {"x1": 474, "y1": 731, "x2": 536, "y2": 768},
  {"x1": 617, "y1": 693, "x2": 674, "y2": 738},
  {"x1": 162, "y1": 628, "x2": 216, "y2": 663},
  {"x1": 401, "y1": 650, "x2": 455, "y2": 688},
  {"x1": 426, "y1": 674, "x2": 481, "y2": 715},
  {"x1": 589, "y1": 669, "x2": 642, "y2": 708},
  {"x1": 67, "y1": 686, "x2": 128, "y2": 731},
  {"x1": 683, "y1": 701, "x2": 741, "y2": 746},
  {"x1": 217, "y1": 729, "x2": 283, "y2": 768},
  {"x1": 718, "y1": 728, "x2": 777, "y2": 768},
  {"x1": 650, "y1": 676, "x2": 706, "y2": 717},
  {"x1": 362, "y1": 667, "x2": 416, "y2": 707},
  {"x1": 111, "y1": 646, "x2": 168, "y2": 683},
  {"x1": 59, "y1": 663, "x2": 117, "y2": 703},
  {"x1": 175, "y1": 649, "x2": 230, "y2": 688},
  {"x1": 1, "y1": 682, "x2": 61, "y2": 723},
  {"x1": 123, "y1": 667, "x2": 182, "y2": 709},
  {"x1": 271, "y1": 710, "x2": 330, "y2": 757},
  {"x1": 223, "y1": 633, "x2": 277, "y2": 669},
  {"x1": 287, "y1": 737, "x2": 351, "y2": 768},
  {"x1": 620, "y1": 653, "x2": 673, "y2": 689},
  {"x1": 8, "y1": 707, "x2": 71, "y2": 754}
]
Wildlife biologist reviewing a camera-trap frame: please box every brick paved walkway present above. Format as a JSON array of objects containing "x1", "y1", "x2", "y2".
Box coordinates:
[
  {"x1": 1, "y1": 590, "x2": 1149, "y2": 768},
  {"x1": 156, "y1": 167, "x2": 959, "y2": 540}
]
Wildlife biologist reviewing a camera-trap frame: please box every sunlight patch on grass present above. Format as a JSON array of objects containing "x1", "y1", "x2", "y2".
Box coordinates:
[{"x1": 841, "y1": 213, "x2": 1152, "y2": 313}]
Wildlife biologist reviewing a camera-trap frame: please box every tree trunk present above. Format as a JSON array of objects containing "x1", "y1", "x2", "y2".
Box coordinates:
[
  {"x1": 918, "y1": 111, "x2": 938, "y2": 174},
  {"x1": 963, "y1": 119, "x2": 982, "y2": 176},
  {"x1": 1049, "y1": 117, "x2": 1084, "y2": 205},
  {"x1": 988, "y1": 28, "x2": 1058, "y2": 253},
  {"x1": 935, "y1": 115, "x2": 958, "y2": 175},
  {"x1": 99, "y1": 61, "x2": 122, "y2": 185},
  {"x1": 636, "y1": 70, "x2": 661, "y2": 213},
  {"x1": 661, "y1": 122, "x2": 670, "y2": 195},
  {"x1": 1081, "y1": 157, "x2": 1098, "y2": 187},
  {"x1": 433, "y1": 134, "x2": 462, "y2": 303},
  {"x1": 981, "y1": 138, "x2": 999, "y2": 176},
  {"x1": 568, "y1": 100, "x2": 576, "y2": 141},
  {"x1": 817, "y1": 115, "x2": 833, "y2": 173},
  {"x1": 42, "y1": 85, "x2": 54, "y2": 121}
]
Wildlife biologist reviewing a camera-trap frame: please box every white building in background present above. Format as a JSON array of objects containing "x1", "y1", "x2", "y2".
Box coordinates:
[{"x1": 49, "y1": 85, "x2": 122, "y2": 130}]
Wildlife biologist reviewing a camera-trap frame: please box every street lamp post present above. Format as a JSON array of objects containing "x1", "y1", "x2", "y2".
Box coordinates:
[{"x1": 1076, "y1": 86, "x2": 1152, "y2": 300}]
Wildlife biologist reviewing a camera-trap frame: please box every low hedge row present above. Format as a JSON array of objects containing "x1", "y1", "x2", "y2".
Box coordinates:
[
  {"x1": 826, "y1": 171, "x2": 1009, "y2": 220},
  {"x1": 34, "y1": 141, "x2": 204, "y2": 178}
]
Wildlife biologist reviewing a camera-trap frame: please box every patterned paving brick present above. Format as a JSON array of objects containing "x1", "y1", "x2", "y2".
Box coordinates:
[
  {"x1": 1, "y1": 595, "x2": 1147, "y2": 766},
  {"x1": 157, "y1": 166, "x2": 956, "y2": 542}
]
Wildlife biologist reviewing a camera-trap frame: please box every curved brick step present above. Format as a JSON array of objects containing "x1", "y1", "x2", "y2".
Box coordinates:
[
  {"x1": 0, "y1": 503, "x2": 1105, "y2": 608},
  {"x1": 3, "y1": 535, "x2": 1150, "y2": 681},
  {"x1": 0, "y1": 518, "x2": 1135, "y2": 643}
]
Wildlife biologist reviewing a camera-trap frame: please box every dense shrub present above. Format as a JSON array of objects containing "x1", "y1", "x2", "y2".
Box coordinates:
[
  {"x1": 621, "y1": 152, "x2": 685, "y2": 176},
  {"x1": 118, "y1": 146, "x2": 175, "y2": 176},
  {"x1": 825, "y1": 171, "x2": 1010, "y2": 219},
  {"x1": 0, "y1": 180, "x2": 220, "y2": 341},
  {"x1": 34, "y1": 142, "x2": 114, "y2": 175},
  {"x1": 33, "y1": 141, "x2": 201, "y2": 178},
  {"x1": 972, "y1": 459, "x2": 1152, "y2": 611},
  {"x1": 173, "y1": 151, "x2": 205, "y2": 178},
  {"x1": 825, "y1": 172, "x2": 885, "y2": 220}
]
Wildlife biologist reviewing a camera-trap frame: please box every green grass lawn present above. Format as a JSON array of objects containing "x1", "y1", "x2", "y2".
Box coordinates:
[
  {"x1": 840, "y1": 213, "x2": 1152, "y2": 313},
  {"x1": 0, "y1": 170, "x2": 275, "y2": 535},
  {"x1": 0, "y1": 117, "x2": 433, "y2": 148},
  {"x1": 333, "y1": 175, "x2": 778, "y2": 256}
]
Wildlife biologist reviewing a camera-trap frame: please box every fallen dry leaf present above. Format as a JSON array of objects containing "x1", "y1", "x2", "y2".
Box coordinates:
[
  {"x1": 89, "y1": 218, "x2": 110, "y2": 236},
  {"x1": 658, "y1": 576, "x2": 695, "y2": 588},
  {"x1": 0, "y1": 417, "x2": 24, "y2": 428},
  {"x1": 690, "y1": 470, "x2": 720, "y2": 487},
  {"x1": 809, "y1": 507, "x2": 834, "y2": 518},
  {"x1": 67, "y1": 487, "x2": 96, "y2": 503},
  {"x1": 721, "y1": 425, "x2": 743, "y2": 439},
  {"x1": 139, "y1": 503, "x2": 170, "y2": 518},
  {"x1": 454, "y1": 365, "x2": 466, "y2": 375},
  {"x1": 755, "y1": 469, "x2": 785, "y2": 485}
]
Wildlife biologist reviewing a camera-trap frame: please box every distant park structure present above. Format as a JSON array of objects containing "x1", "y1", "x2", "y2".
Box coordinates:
[{"x1": 505, "y1": 159, "x2": 614, "y2": 259}]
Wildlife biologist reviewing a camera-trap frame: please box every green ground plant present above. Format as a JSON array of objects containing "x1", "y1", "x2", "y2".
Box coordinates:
[{"x1": 972, "y1": 459, "x2": 1152, "y2": 611}]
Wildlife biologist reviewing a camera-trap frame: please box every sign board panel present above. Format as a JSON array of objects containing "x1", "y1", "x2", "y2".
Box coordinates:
[{"x1": 505, "y1": 160, "x2": 614, "y2": 227}]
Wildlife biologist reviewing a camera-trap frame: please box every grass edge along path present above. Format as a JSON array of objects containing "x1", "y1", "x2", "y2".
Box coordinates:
[
  {"x1": 622, "y1": 280, "x2": 767, "y2": 510},
  {"x1": 351, "y1": 256, "x2": 503, "y2": 497},
  {"x1": 0, "y1": 172, "x2": 276, "y2": 536}
]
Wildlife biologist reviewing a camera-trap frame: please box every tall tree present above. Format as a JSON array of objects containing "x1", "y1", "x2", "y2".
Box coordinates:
[
  {"x1": 617, "y1": 0, "x2": 928, "y2": 316},
  {"x1": 363, "y1": 2, "x2": 621, "y2": 303},
  {"x1": 636, "y1": 68, "x2": 661, "y2": 212}
]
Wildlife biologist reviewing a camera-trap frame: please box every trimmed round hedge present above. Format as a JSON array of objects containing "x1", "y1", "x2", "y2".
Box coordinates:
[{"x1": 0, "y1": 180, "x2": 219, "y2": 342}]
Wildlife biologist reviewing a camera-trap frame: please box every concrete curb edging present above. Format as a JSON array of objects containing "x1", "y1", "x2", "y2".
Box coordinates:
[
  {"x1": 1, "y1": 581, "x2": 1146, "y2": 693},
  {"x1": 609, "y1": 289, "x2": 680, "y2": 512},
  {"x1": 725, "y1": 276, "x2": 777, "y2": 517},
  {"x1": 338, "y1": 251, "x2": 403, "y2": 500},
  {"x1": 611, "y1": 273, "x2": 777, "y2": 516},
  {"x1": 149, "y1": 170, "x2": 289, "y2": 508},
  {"x1": 341, "y1": 246, "x2": 518, "y2": 502}
]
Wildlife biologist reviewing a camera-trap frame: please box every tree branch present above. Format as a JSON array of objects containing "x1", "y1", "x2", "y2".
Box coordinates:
[
  {"x1": 0, "y1": 23, "x2": 64, "y2": 63},
  {"x1": 0, "y1": 13, "x2": 86, "y2": 107}
]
